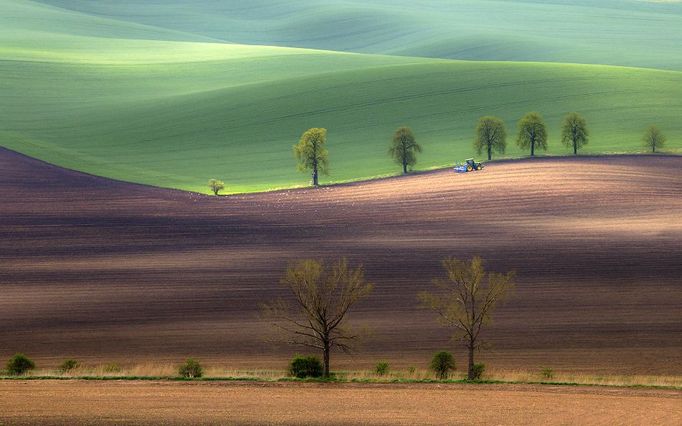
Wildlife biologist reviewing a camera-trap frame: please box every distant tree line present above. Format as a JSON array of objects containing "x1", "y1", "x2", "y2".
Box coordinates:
[
  {"x1": 206, "y1": 117, "x2": 668, "y2": 193},
  {"x1": 285, "y1": 115, "x2": 668, "y2": 189}
]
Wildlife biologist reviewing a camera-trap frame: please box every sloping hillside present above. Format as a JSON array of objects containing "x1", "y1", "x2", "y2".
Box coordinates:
[
  {"x1": 1, "y1": 0, "x2": 681, "y2": 192},
  {"x1": 1, "y1": 148, "x2": 680, "y2": 372}
]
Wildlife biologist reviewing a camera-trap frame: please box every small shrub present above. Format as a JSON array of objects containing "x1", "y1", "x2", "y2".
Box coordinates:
[
  {"x1": 103, "y1": 363, "x2": 121, "y2": 373},
  {"x1": 375, "y1": 362, "x2": 389, "y2": 376},
  {"x1": 407, "y1": 366, "x2": 416, "y2": 374},
  {"x1": 6, "y1": 353, "x2": 35, "y2": 376},
  {"x1": 430, "y1": 351, "x2": 455, "y2": 380},
  {"x1": 540, "y1": 367, "x2": 554, "y2": 380},
  {"x1": 289, "y1": 355, "x2": 323, "y2": 379},
  {"x1": 471, "y1": 363, "x2": 485, "y2": 381},
  {"x1": 58, "y1": 359, "x2": 79, "y2": 374},
  {"x1": 178, "y1": 358, "x2": 203, "y2": 378}
]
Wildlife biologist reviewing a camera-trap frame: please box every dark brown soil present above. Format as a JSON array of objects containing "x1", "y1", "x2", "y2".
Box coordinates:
[{"x1": 1, "y1": 148, "x2": 680, "y2": 373}]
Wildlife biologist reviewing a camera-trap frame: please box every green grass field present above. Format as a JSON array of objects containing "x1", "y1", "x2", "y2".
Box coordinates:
[{"x1": 1, "y1": 0, "x2": 681, "y2": 193}]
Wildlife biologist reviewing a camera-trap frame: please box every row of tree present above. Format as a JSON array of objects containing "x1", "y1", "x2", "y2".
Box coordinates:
[
  {"x1": 261, "y1": 256, "x2": 514, "y2": 380},
  {"x1": 293, "y1": 115, "x2": 669, "y2": 187}
]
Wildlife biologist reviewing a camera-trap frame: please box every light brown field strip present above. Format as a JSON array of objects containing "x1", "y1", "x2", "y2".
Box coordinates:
[{"x1": 0, "y1": 381, "x2": 680, "y2": 425}]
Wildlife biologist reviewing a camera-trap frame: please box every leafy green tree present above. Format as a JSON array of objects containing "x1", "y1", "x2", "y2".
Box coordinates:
[
  {"x1": 643, "y1": 125, "x2": 666, "y2": 153},
  {"x1": 561, "y1": 113, "x2": 589, "y2": 155},
  {"x1": 208, "y1": 179, "x2": 225, "y2": 196},
  {"x1": 389, "y1": 127, "x2": 422, "y2": 174},
  {"x1": 474, "y1": 117, "x2": 507, "y2": 161},
  {"x1": 516, "y1": 112, "x2": 548, "y2": 157},
  {"x1": 294, "y1": 128, "x2": 329, "y2": 186},
  {"x1": 261, "y1": 258, "x2": 373, "y2": 378},
  {"x1": 419, "y1": 257, "x2": 515, "y2": 381}
]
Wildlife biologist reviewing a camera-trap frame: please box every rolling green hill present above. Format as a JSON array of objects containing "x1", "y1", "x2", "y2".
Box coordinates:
[
  {"x1": 1, "y1": 0, "x2": 681, "y2": 193},
  {"x1": 32, "y1": 0, "x2": 682, "y2": 70}
]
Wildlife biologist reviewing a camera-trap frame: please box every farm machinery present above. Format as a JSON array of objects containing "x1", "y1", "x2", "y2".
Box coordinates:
[{"x1": 454, "y1": 158, "x2": 484, "y2": 173}]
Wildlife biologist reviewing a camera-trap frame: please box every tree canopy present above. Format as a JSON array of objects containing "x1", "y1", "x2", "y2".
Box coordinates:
[
  {"x1": 516, "y1": 112, "x2": 548, "y2": 157},
  {"x1": 294, "y1": 128, "x2": 329, "y2": 186},
  {"x1": 643, "y1": 125, "x2": 666, "y2": 153},
  {"x1": 389, "y1": 126, "x2": 422, "y2": 174},
  {"x1": 561, "y1": 113, "x2": 589, "y2": 155},
  {"x1": 208, "y1": 179, "x2": 225, "y2": 196},
  {"x1": 474, "y1": 116, "x2": 507, "y2": 161}
]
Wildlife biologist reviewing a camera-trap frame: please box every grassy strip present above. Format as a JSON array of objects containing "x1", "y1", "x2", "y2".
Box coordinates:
[{"x1": 1, "y1": 375, "x2": 679, "y2": 390}]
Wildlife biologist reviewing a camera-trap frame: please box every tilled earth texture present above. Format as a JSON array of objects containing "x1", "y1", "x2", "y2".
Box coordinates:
[{"x1": 1, "y1": 148, "x2": 680, "y2": 373}]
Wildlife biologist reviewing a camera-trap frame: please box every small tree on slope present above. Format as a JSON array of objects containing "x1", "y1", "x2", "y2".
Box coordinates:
[
  {"x1": 517, "y1": 112, "x2": 548, "y2": 157},
  {"x1": 389, "y1": 126, "x2": 422, "y2": 174},
  {"x1": 474, "y1": 116, "x2": 507, "y2": 161},
  {"x1": 294, "y1": 128, "x2": 329, "y2": 187},
  {"x1": 419, "y1": 257, "x2": 515, "y2": 381},
  {"x1": 261, "y1": 258, "x2": 373, "y2": 378},
  {"x1": 561, "y1": 113, "x2": 589, "y2": 155}
]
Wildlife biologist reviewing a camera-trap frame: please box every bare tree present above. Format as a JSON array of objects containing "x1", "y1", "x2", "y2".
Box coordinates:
[
  {"x1": 261, "y1": 258, "x2": 373, "y2": 377},
  {"x1": 419, "y1": 257, "x2": 514, "y2": 380}
]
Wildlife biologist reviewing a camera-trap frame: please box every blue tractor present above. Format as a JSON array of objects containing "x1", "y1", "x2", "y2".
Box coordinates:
[{"x1": 454, "y1": 158, "x2": 484, "y2": 173}]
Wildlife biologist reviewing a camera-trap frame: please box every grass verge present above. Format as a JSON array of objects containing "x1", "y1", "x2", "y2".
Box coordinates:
[{"x1": 1, "y1": 368, "x2": 679, "y2": 390}]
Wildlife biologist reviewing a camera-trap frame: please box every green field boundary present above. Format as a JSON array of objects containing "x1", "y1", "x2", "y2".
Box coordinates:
[{"x1": 4, "y1": 145, "x2": 680, "y2": 197}]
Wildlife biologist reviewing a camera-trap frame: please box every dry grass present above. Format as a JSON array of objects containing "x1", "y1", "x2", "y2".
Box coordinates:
[{"x1": 12, "y1": 363, "x2": 681, "y2": 388}]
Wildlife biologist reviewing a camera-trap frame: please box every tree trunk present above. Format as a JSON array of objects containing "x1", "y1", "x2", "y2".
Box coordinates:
[
  {"x1": 467, "y1": 343, "x2": 475, "y2": 380},
  {"x1": 312, "y1": 143, "x2": 319, "y2": 186},
  {"x1": 487, "y1": 145, "x2": 492, "y2": 161},
  {"x1": 323, "y1": 341, "x2": 330, "y2": 378},
  {"x1": 403, "y1": 160, "x2": 407, "y2": 175},
  {"x1": 531, "y1": 138, "x2": 535, "y2": 157},
  {"x1": 574, "y1": 141, "x2": 578, "y2": 155}
]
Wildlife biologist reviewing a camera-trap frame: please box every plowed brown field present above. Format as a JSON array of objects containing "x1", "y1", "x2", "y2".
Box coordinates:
[
  {"x1": 1, "y1": 381, "x2": 680, "y2": 425},
  {"x1": 1, "y1": 148, "x2": 681, "y2": 373}
]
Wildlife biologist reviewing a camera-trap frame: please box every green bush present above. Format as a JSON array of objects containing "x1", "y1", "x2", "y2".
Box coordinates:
[
  {"x1": 178, "y1": 358, "x2": 203, "y2": 378},
  {"x1": 375, "y1": 362, "x2": 389, "y2": 376},
  {"x1": 430, "y1": 351, "x2": 455, "y2": 380},
  {"x1": 58, "y1": 359, "x2": 79, "y2": 374},
  {"x1": 289, "y1": 355, "x2": 323, "y2": 379},
  {"x1": 540, "y1": 367, "x2": 554, "y2": 380},
  {"x1": 103, "y1": 363, "x2": 121, "y2": 373},
  {"x1": 6, "y1": 353, "x2": 36, "y2": 376},
  {"x1": 471, "y1": 363, "x2": 485, "y2": 381}
]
